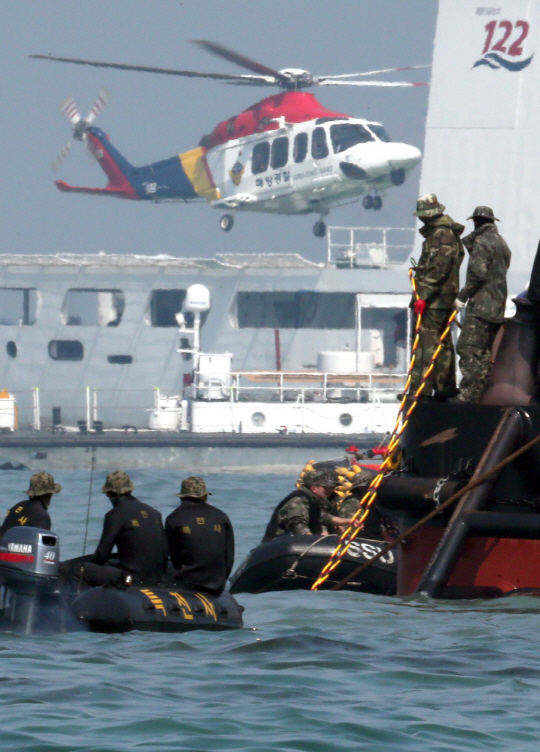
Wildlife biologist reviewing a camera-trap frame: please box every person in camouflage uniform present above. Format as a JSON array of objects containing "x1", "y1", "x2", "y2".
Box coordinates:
[
  {"x1": 455, "y1": 206, "x2": 511, "y2": 402},
  {"x1": 332, "y1": 468, "x2": 384, "y2": 539},
  {"x1": 0, "y1": 472, "x2": 61, "y2": 537},
  {"x1": 262, "y1": 469, "x2": 359, "y2": 542},
  {"x1": 410, "y1": 194, "x2": 465, "y2": 398}
]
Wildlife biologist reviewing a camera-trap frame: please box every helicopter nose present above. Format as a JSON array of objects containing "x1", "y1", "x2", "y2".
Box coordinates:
[{"x1": 387, "y1": 143, "x2": 422, "y2": 171}]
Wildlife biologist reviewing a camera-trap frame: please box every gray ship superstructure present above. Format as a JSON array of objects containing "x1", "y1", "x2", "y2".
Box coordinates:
[{"x1": 0, "y1": 233, "x2": 413, "y2": 433}]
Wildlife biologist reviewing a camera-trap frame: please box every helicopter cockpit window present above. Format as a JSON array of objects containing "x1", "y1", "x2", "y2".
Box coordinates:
[
  {"x1": 251, "y1": 142, "x2": 270, "y2": 174},
  {"x1": 367, "y1": 123, "x2": 391, "y2": 142},
  {"x1": 330, "y1": 124, "x2": 374, "y2": 153},
  {"x1": 311, "y1": 127, "x2": 329, "y2": 160},
  {"x1": 293, "y1": 133, "x2": 308, "y2": 163},
  {"x1": 271, "y1": 137, "x2": 289, "y2": 169}
]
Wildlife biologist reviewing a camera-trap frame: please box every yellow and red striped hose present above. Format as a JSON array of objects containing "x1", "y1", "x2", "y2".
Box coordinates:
[{"x1": 311, "y1": 270, "x2": 457, "y2": 590}]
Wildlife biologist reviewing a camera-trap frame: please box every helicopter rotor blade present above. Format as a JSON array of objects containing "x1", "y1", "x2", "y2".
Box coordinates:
[
  {"x1": 318, "y1": 79, "x2": 429, "y2": 87},
  {"x1": 52, "y1": 139, "x2": 73, "y2": 172},
  {"x1": 29, "y1": 54, "x2": 270, "y2": 83},
  {"x1": 319, "y1": 64, "x2": 431, "y2": 80},
  {"x1": 192, "y1": 40, "x2": 290, "y2": 86},
  {"x1": 60, "y1": 96, "x2": 81, "y2": 127},
  {"x1": 85, "y1": 87, "x2": 110, "y2": 125}
]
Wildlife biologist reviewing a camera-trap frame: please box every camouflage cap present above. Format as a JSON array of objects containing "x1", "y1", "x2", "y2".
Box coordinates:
[
  {"x1": 413, "y1": 193, "x2": 446, "y2": 218},
  {"x1": 351, "y1": 468, "x2": 376, "y2": 491},
  {"x1": 26, "y1": 471, "x2": 61, "y2": 498},
  {"x1": 178, "y1": 476, "x2": 211, "y2": 499},
  {"x1": 303, "y1": 468, "x2": 339, "y2": 488},
  {"x1": 467, "y1": 205, "x2": 499, "y2": 221},
  {"x1": 101, "y1": 470, "x2": 134, "y2": 496}
]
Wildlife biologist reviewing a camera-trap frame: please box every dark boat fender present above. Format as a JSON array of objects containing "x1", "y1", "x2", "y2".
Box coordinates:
[{"x1": 70, "y1": 585, "x2": 244, "y2": 633}]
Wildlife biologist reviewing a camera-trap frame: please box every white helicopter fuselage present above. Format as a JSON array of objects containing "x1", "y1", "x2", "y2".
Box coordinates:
[{"x1": 206, "y1": 117, "x2": 421, "y2": 216}]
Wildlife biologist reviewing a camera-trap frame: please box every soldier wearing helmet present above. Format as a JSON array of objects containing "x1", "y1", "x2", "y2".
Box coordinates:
[
  {"x1": 454, "y1": 206, "x2": 512, "y2": 402},
  {"x1": 262, "y1": 468, "x2": 360, "y2": 543},
  {"x1": 165, "y1": 476, "x2": 234, "y2": 595},
  {"x1": 79, "y1": 470, "x2": 167, "y2": 587},
  {"x1": 0, "y1": 472, "x2": 61, "y2": 538},
  {"x1": 410, "y1": 194, "x2": 465, "y2": 399}
]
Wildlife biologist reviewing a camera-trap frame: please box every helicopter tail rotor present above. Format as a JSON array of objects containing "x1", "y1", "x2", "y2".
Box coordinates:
[
  {"x1": 52, "y1": 139, "x2": 73, "y2": 172},
  {"x1": 85, "y1": 88, "x2": 110, "y2": 125},
  {"x1": 54, "y1": 89, "x2": 110, "y2": 171}
]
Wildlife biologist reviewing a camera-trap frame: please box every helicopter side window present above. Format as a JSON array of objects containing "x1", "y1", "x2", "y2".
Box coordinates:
[
  {"x1": 330, "y1": 124, "x2": 375, "y2": 154},
  {"x1": 311, "y1": 127, "x2": 329, "y2": 160},
  {"x1": 293, "y1": 133, "x2": 308, "y2": 163},
  {"x1": 367, "y1": 123, "x2": 391, "y2": 142},
  {"x1": 271, "y1": 137, "x2": 289, "y2": 169},
  {"x1": 251, "y1": 142, "x2": 270, "y2": 175}
]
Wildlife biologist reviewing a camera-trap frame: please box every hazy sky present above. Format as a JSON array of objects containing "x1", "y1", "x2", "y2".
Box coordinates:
[{"x1": 3, "y1": 1, "x2": 437, "y2": 263}]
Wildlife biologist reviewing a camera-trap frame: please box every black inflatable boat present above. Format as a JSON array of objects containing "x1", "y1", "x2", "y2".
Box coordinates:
[
  {"x1": 0, "y1": 527, "x2": 243, "y2": 634},
  {"x1": 230, "y1": 534, "x2": 396, "y2": 595}
]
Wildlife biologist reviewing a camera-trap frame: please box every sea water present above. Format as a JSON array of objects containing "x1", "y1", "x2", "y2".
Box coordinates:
[{"x1": 0, "y1": 468, "x2": 539, "y2": 752}]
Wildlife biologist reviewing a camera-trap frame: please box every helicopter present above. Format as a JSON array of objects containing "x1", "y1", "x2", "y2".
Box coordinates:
[{"x1": 30, "y1": 41, "x2": 427, "y2": 238}]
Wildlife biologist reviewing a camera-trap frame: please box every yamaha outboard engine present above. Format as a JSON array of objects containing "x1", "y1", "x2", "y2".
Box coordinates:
[{"x1": 0, "y1": 527, "x2": 62, "y2": 634}]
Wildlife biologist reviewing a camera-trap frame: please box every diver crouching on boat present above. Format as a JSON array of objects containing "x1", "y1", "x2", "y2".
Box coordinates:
[
  {"x1": 165, "y1": 476, "x2": 234, "y2": 596},
  {"x1": 262, "y1": 469, "x2": 361, "y2": 542},
  {"x1": 60, "y1": 470, "x2": 168, "y2": 589}
]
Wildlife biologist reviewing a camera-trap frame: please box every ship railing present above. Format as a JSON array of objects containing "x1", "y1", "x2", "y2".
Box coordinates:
[
  {"x1": 194, "y1": 370, "x2": 406, "y2": 404},
  {"x1": 10, "y1": 387, "x2": 166, "y2": 431},
  {"x1": 326, "y1": 226, "x2": 415, "y2": 269}
]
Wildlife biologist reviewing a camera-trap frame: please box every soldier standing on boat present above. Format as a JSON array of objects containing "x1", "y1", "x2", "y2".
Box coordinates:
[
  {"x1": 262, "y1": 469, "x2": 360, "y2": 542},
  {"x1": 454, "y1": 206, "x2": 511, "y2": 402},
  {"x1": 0, "y1": 472, "x2": 61, "y2": 537},
  {"x1": 410, "y1": 194, "x2": 465, "y2": 399},
  {"x1": 165, "y1": 476, "x2": 234, "y2": 595}
]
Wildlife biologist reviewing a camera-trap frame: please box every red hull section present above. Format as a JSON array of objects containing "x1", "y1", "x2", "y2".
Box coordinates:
[
  {"x1": 398, "y1": 525, "x2": 540, "y2": 597},
  {"x1": 206, "y1": 91, "x2": 347, "y2": 148}
]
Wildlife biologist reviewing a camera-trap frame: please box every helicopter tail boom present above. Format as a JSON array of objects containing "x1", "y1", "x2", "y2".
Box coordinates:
[{"x1": 55, "y1": 126, "x2": 220, "y2": 203}]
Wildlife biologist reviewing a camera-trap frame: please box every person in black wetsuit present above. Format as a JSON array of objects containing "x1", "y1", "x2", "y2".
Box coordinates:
[
  {"x1": 165, "y1": 476, "x2": 234, "y2": 595},
  {"x1": 67, "y1": 470, "x2": 168, "y2": 588},
  {"x1": 0, "y1": 471, "x2": 61, "y2": 537}
]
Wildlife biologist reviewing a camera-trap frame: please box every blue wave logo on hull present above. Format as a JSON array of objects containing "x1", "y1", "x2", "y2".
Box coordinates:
[{"x1": 473, "y1": 52, "x2": 534, "y2": 71}]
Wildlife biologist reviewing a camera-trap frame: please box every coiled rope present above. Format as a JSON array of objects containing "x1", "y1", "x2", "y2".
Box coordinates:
[{"x1": 311, "y1": 270, "x2": 457, "y2": 590}]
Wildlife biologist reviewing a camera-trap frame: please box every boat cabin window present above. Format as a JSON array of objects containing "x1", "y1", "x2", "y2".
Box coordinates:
[
  {"x1": 147, "y1": 289, "x2": 187, "y2": 327},
  {"x1": 251, "y1": 142, "x2": 270, "y2": 174},
  {"x1": 271, "y1": 137, "x2": 289, "y2": 169},
  {"x1": 48, "y1": 340, "x2": 84, "y2": 361},
  {"x1": 367, "y1": 123, "x2": 391, "y2": 142},
  {"x1": 0, "y1": 288, "x2": 37, "y2": 326},
  {"x1": 234, "y1": 291, "x2": 356, "y2": 329},
  {"x1": 61, "y1": 289, "x2": 125, "y2": 327},
  {"x1": 330, "y1": 123, "x2": 374, "y2": 153},
  {"x1": 293, "y1": 133, "x2": 308, "y2": 163},
  {"x1": 311, "y1": 127, "x2": 329, "y2": 160}
]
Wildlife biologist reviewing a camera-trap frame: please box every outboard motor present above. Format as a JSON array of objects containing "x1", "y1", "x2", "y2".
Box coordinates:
[{"x1": 0, "y1": 527, "x2": 61, "y2": 634}]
